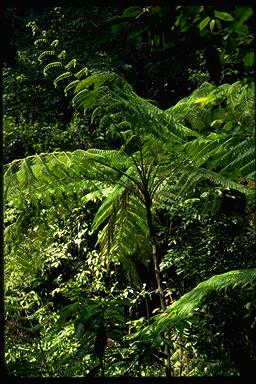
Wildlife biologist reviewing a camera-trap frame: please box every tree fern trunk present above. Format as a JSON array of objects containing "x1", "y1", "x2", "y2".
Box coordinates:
[
  {"x1": 151, "y1": 242, "x2": 166, "y2": 310},
  {"x1": 144, "y1": 191, "x2": 171, "y2": 376},
  {"x1": 144, "y1": 191, "x2": 165, "y2": 311}
]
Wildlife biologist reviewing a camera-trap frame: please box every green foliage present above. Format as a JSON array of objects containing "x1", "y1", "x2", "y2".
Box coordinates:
[
  {"x1": 153, "y1": 269, "x2": 256, "y2": 332},
  {"x1": 128, "y1": 269, "x2": 256, "y2": 376},
  {"x1": 4, "y1": 7, "x2": 255, "y2": 376}
]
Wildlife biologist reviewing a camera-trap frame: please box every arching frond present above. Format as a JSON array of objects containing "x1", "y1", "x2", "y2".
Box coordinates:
[
  {"x1": 34, "y1": 38, "x2": 47, "y2": 47},
  {"x1": 153, "y1": 268, "x2": 256, "y2": 334},
  {"x1": 54, "y1": 72, "x2": 73, "y2": 87},
  {"x1": 43, "y1": 62, "x2": 63, "y2": 76},
  {"x1": 176, "y1": 166, "x2": 252, "y2": 197},
  {"x1": 64, "y1": 80, "x2": 80, "y2": 96},
  {"x1": 38, "y1": 50, "x2": 55, "y2": 63},
  {"x1": 65, "y1": 58, "x2": 77, "y2": 70},
  {"x1": 74, "y1": 67, "x2": 89, "y2": 79},
  {"x1": 4, "y1": 150, "x2": 122, "y2": 205},
  {"x1": 70, "y1": 71, "x2": 191, "y2": 145}
]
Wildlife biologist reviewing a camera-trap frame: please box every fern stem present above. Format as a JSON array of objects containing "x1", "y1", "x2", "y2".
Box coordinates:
[
  {"x1": 143, "y1": 190, "x2": 166, "y2": 311},
  {"x1": 93, "y1": 158, "x2": 144, "y2": 194}
]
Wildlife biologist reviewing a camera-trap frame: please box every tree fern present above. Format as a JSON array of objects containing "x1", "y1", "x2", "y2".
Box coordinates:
[
  {"x1": 4, "y1": 33, "x2": 255, "y2": 309},
  {"x1": 4, "y1": 75, "x2": 254, "y2": 287}
]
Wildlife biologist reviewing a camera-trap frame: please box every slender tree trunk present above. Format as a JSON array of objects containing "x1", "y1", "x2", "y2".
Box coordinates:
[
  {"x1": 151, "y1": 242, "x2": 166, "y2": 310},
  {"x1": 144, "y1": 191, "x2": 171, "y2": 376},
  {"x1": 144, "y1": 191, "x2": 165, "y2": 311}
]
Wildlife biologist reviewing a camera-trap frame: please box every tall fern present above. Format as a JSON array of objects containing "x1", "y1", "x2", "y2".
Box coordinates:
[{"x1": 4, "y1": 32, "x2": 255, "y2": 306}]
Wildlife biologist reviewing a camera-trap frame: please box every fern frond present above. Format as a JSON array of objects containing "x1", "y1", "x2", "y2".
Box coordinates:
[
  {"x1": 82, "y1": 186, "x2": 114, "y2": 203},
  {"x1": 183, "y1": 137, "x2": 224, "y2": 167},
  {"x1": 54, "y1": 72, "x2": 73, "y2": 87},
  {"x1": 50, "y1": 39, "x2": 59, "y2": 47},
  {"x1": 91, "y1": 106, "x2": 103, "y2": 125},
  {"x1": 65, "y1": 58, "x2": 77, "y2": 70},
  {"x1": 43, "y1": 62, "x2": 63, "y2": 76},
  {"x1": 64, "y1": 80, "x2": 80, "y2": 96},
  {"x1": 153, "y1": 268, "x2": 256, "y2": 333},
  {"x1": 239, "y1": 160, "x2": 255, "y2": 179},
  {"x1": 72, "y1": 88, "x2": 99, "y2": 109},
  {"x1": 4, "y1": 151, "x2": 98, "y2": 203},
  {"x1": 177, "y1": 166, "x2": 252, "y2": 197},
  {"x1": 220, "y1": 147, "x2": 255, "y2": 176},
  {"x1": 212, "y1": 137, "x2": 255, "y2": 174},
  {"x1": 58, "y1": 50, "x2": 67, "y2": 60},
  {"x1": 96, "y1": 189, "x2": 150, "y2": 285},
  {"x1": 74, "y1": 71, "x2": 114, "y2": 93},
  {"x1": 34, "y1": 38, "x2": 47, "y2": 47},
  {"x1": 91, "y1": 185, "x2": 125, "y2": 233},
  {"x1": 4, "y1": 147, "x2": 135, "y2": 207},
  {"x1": 38, "y1": 50, "x2": 55, "y2": 63},
  {"x1": 74, "y1": 67, "x2": 89, "y2": 79}
]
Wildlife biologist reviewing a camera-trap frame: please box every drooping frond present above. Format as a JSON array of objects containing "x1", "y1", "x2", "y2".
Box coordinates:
[
  {"x1": 65, "y1": 58, "x2": 77, "y2": 70},
  {"x1": 38, "y1": 50, "x2": 56, "y2": 63},
  {"x1": 74, "y1": 67, "x2": 89, "y2": 79},
  {"x1": 64, "y1": 80, "x2": 80, "y2": 95},
  {"x1": 91, "y1": 185, "x2": 125, "y2": 234},
  {"x1": 3, "y1": 149, "x2": 128, "y2": 205},
  {"x1": 86, "y1": 171, "x2": 150, "y2": 286}
]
